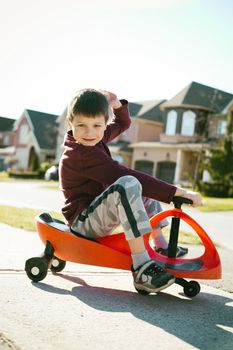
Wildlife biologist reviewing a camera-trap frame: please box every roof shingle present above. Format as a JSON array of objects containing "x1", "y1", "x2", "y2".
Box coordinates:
[
  {"x1": 26, "y1": 109, "x2": 58, "y2": 150},
  {"x1": 161, "y1": 81, "x2": 233, "y2": 113},
  {"x1": 0, "y1": 117, "x2": 16, "y2": 132}
]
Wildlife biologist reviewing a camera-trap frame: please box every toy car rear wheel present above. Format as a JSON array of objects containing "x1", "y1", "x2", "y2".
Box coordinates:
[
  {"x1": 50, "y1": 257, "x2": 66, "y2": 272},
  {"x1": 135, "y1": 288, "x2": 150, "y2": 295},
  {"x1": 25, "y1": 257, "x2": 48, "y2": 282},
  {"x1": 183, "y1": 281, "x2": 201, "y2": 297}
]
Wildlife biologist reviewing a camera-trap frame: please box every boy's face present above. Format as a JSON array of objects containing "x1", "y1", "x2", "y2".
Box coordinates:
[{"x1": 68, "y1": 114, "x2": 107, "y2": 146}]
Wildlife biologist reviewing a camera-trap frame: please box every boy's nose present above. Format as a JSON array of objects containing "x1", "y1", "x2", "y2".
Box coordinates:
[{"x1": 85, "y1": 128, "x2": 94, "y2": 135}]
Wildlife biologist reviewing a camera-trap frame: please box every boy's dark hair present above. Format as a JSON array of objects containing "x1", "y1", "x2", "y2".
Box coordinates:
[{"x1": 67, "y1": 89, "x2": 109, "y2": 123}]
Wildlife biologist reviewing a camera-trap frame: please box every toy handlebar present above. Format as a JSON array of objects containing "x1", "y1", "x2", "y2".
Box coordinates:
[{"x1": 172, "y1": 196, "x2": 193, "y2": 209}]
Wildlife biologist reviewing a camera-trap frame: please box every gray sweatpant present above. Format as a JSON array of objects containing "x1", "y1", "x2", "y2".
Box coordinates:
[{"x1": 71, "y1": 175, "x2": 168, "y2": 241}]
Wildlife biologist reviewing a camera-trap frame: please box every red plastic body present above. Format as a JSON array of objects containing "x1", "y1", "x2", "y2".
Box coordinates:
[{"x1": 36, "y1": 208, "x2": 221, "y2": 280}]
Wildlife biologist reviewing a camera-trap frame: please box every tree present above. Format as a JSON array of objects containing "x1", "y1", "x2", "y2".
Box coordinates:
[{"x1": 202, "y1": 113, "x2": 233, "y2": 197}]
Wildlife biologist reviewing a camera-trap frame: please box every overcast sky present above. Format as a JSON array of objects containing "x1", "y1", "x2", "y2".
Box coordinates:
[{"x1": 0, "y1": 0, "x2": 233, "y2": 119}]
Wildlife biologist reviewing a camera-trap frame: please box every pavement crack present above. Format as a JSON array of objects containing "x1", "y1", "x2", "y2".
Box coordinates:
[
  {"x1": 0, "y1": 269, "x2": 24, "y2": 273},
  {"x1": 0, "y1": 332, "x2": 21, "y2": 350}
]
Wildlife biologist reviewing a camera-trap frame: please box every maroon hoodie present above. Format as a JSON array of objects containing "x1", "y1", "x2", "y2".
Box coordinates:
[{"x1": 59, "y1": 101, "x2": 176, "y2": 225}]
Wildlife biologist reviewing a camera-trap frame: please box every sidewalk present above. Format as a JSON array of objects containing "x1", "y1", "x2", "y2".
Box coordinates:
[{"x1": 0, "y1": 224, "x2": 233, "y2": 350}]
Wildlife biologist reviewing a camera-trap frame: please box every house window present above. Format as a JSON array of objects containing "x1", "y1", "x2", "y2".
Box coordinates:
[
  {"x1": 165, "y1": 110, "x2": 177, "y2": 135},
  {"x1": 3, "y1": 135, "x2": 10, "y2": 146},
  {"x1": 181, "y1": 110, "x2": 196, "y2": 136},
  {"x1": 19, "y1": 124, "x2": 29, "y2": 144},
  {"x1": 217, "y1": 120, "x2": 227, "y2": 135}
]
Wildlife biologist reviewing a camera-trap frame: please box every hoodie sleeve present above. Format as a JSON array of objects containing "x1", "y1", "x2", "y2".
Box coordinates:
[
  {"x1": 80, "y1": 144, "x2": 176, "y2": 204},
  {"x1": 103, "y1": 100, "x2": 131, "y2": 144}
]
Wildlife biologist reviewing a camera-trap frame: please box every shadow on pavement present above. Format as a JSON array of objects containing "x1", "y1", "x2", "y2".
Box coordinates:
[{"x1": 33, "y1": 273, "x2": 233, "y2": 350}]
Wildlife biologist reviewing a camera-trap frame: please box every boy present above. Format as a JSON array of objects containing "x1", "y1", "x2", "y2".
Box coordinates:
[{"x1": 59, "y1": 89, "x2": 202, "y2": 293}]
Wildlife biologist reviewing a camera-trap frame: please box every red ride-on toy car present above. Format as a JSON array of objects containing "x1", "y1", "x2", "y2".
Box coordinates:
[{"x1": 25, "y1": 197, "x2": 221, "y2": 298}]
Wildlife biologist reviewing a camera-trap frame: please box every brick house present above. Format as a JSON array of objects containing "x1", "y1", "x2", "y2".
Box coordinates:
[{"x1": 12, "y1": 109, "x2": 58, "y2": 171}]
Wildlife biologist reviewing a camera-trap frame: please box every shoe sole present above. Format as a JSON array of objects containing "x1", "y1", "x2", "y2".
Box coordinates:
[{"x1": 134, "y1": 277, "x2": 175, "y2": 293}]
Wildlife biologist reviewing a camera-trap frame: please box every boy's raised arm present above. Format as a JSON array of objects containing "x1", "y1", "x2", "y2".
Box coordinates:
[{"x1": 100, "y1": 90, "x2": 122, "y2": 110}]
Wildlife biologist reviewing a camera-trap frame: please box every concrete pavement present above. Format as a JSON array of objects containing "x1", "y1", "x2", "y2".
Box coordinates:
[
  {"x1": 1, "y1": 181, "x2": 233, "y2": 349},
  {"x1": 0, "y1": 223, "x2": 233, "y2": 350}
]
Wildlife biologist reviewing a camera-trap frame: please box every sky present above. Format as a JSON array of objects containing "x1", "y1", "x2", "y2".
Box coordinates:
[{"x1": 0, "y1": 0, "x2": 233, "y2": 119}]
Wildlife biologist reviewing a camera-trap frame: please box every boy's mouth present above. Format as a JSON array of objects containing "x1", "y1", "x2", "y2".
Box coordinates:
[{"x1": 82, "y1": 138, "x2": 96, "y2": 141}]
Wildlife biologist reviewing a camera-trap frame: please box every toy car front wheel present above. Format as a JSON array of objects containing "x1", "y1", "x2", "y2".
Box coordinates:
[
  {"x1": 183, "y1": 281, "x2": 201, "y2": 297},
  {"x1": 50, "y1": 257, "x2": 66, "y2": 272},
  {"x1": 25, "y1": 257, "x2": 49, "y2": 282}
]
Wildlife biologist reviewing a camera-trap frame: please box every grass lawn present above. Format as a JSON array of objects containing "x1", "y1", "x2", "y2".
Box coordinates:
[
  {"x1": 0, "y1": 205, "x2": 63, "y2": 231},
  {"x1": 200, "y1": 197, "x2": 233, "y2": 212}
]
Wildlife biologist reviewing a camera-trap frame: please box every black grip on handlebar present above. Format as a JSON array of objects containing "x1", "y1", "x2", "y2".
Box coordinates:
[{"x1": 172, "y1": 196, "x2": 193, "y2": 208}]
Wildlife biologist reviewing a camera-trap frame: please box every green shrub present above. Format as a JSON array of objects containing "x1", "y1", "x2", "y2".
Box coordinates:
[
  {"x1": 40, "y1": 162, "x2": 51, "y2": 172},
  {"x1": 8, "y1": 170, "x2": 40, "y2": 179},
  {"x1": 198, "y1": 181, "x2": 231, "y2": 197}
]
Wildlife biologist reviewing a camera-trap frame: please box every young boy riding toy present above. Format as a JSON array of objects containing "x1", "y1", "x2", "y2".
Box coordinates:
[{"x1": 59, "y1": 89, "x2": 202, "y2": 294}]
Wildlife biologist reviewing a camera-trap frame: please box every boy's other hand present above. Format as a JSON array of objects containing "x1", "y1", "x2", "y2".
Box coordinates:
[
  {"x1": 174, "y1": 188, "x2": 203, "y2": 207},
  {"x1": 100, "y1": 90, "x2": 122, "y2": 109}
]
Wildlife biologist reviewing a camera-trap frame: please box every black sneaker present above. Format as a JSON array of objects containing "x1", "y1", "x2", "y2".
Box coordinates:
[
  {"x1": 132, "y1": 260, "x2": 175, "y2": 293},
  {"x1": 156, "y1": 246, "x2": 188, "y2": 258}
]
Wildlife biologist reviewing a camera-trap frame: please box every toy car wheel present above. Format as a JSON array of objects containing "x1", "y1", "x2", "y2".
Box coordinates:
[
  {"x1": 135, "y1": 288, "x2": 150, "y2": 295},
  {"x1": 183, "y1": 281, "x2": 201, "y2": 297},
  {"x1": 25, "y1": 257, "x2": 48, "y2": 282},
  {"x1": 50, "y1": 257, "x2": 66, "y2": 272}
]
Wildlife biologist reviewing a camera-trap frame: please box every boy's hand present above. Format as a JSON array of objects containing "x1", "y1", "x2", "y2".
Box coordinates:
[
  {"x1": 174, "y1": 188, "x2": 203, "y2": 207},
  {"x1": 100, "y1": 90, "x2": 122, "y2": 109}
]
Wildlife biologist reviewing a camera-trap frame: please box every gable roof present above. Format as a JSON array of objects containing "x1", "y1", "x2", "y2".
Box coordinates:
[
  {"x1": 160, "y1": 81, "x2": 233, "y2": 113},
  {"x1": 0, "y1": 117, "x2": 16, "y2": 132},
  {"x1": 25, "y1": 109, "x2": 58, "y2": 150},
  {"x1": 129, "y1": 100, "x2": 166, "y2": 123}
]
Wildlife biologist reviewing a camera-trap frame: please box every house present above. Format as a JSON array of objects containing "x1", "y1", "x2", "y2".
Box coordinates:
[
  {"x1": 130, "y1": 82, "x2": 233, "y2": 185},
  {"x1": 12, "y1": 109, "x2": 58, "y2": 171},
  {"x1": 0, "y1": 116, "x2": 16, "y2": 170}
]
